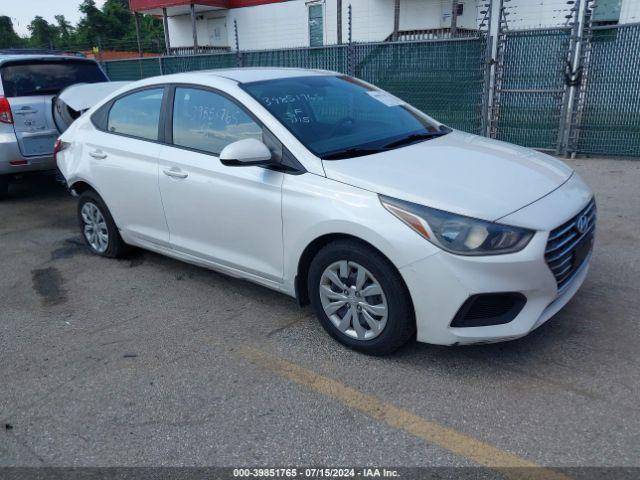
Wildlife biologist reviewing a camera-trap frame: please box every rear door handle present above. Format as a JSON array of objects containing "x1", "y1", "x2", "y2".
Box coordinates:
[
  {"x1": 163, "y1": 168, "x2": 188, "y2": 179},
  {"x1": 89, "y1": 150, "x2": 107, "y2": 159}
]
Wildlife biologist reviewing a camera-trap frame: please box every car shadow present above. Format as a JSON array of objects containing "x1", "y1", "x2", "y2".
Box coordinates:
[{"x1": 4, "y1": 172, "x2": 68, "y2": 201}]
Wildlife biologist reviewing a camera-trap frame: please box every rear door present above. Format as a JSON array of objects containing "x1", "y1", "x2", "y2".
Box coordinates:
[
  {"x1": 86, "y1": 86, "x2": 169, "y2": 247},
  {"x1": 1, "y1": 58, "x2": 107, "y2": 157}
]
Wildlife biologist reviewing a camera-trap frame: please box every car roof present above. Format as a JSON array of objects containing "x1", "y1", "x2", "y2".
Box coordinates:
[
  {"x1": 0, "y1": 54, "x2": 95, "y2": 66},
  {"x1": 158, "y1": 67, "x2": 338, "y2": 84}
]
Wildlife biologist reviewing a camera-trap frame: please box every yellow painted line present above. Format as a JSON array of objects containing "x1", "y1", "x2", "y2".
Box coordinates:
[{"x1": 240, "y1": 346, "x2": 570, "y2": 480}]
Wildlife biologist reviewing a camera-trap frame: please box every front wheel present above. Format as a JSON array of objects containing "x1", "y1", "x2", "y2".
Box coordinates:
[
  {"x1": 77, "y1": 190, "x2": 128, "y2": 258},
  {"x1": 308, "y1": 240, "x2": 415, "y2": 355}
]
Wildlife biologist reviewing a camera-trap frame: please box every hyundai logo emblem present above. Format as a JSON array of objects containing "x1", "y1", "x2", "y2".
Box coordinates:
[{"x1": 576, "y1": 214, "x2": 589, "y2": 234}]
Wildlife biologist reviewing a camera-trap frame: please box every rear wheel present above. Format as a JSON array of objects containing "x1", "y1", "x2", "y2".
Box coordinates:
[
  {"x1": 308, "y1": 240, "x2": 415, "y2": 355},
  {"x1": 77, "y1": 190, "x2": 127, "y2": 258}
]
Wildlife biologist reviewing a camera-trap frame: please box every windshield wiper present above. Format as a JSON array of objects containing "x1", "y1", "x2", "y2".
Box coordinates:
[
  {"x1": 322, "y1": 147, "x2": 387, "y2": 160},
  {"x1": 382, "y1": 131, "x2": 448, "y2": 149}
]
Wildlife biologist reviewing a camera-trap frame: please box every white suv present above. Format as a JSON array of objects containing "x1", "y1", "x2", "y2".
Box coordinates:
[{"x1": 56, "y1": 68, "x2": 596, "y2": 355}]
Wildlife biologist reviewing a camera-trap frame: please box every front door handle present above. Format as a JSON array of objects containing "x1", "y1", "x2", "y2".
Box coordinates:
[
  {"x1": 163, "y1": 168, "x2": 188, "y2": 179},
  {"x1": 89, "y1": 150, "x2": 107, "y2": 159}
]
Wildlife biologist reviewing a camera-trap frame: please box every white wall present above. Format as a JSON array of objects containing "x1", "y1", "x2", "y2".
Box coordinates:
[
  {"x1": 620, "y1": 0, "x2": 640, "y2": 24},
  {"x1": 228, "y1": 1, "x2": 311, "y2": 49},
  {"x1": 400, "y1": 0, "x2": 478, "y2": 30},
  {"x1": 167, "y1": 14, "x2": 219, "y2": 47},
  {"x1": 167, "y1": 0, "x2": 481, "y2": 51}
]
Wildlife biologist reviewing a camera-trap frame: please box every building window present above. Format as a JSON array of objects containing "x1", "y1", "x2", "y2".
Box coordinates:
[
  {"x1": 457, "y1": 3, "x2": 464, "y2": 16},
  {"x1": 308, "y1": 4, "x2": 324, "y2": 47}
]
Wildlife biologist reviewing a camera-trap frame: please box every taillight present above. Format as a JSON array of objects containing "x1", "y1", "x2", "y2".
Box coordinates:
[
  {"x1": 0, "y1": 96, "x2": 13, "y2": 124},
  {"x1": 53, "y1": 138, "x2": 69, "y2": 163}
]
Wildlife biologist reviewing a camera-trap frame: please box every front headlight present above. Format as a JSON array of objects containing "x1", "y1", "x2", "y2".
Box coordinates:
[{"x1": 380, "y1": 195, "x2": 534, "y2": 255}]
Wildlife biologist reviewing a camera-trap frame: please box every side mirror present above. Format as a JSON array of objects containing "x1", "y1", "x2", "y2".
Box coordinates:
[{"x1": 219, "y1": 138, "x2": 273, "y2": 167}]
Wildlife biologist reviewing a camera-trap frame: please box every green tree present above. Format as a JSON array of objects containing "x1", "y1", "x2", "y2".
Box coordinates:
[
  {"x1": 54, "y1": 15, "x2": 75, "y2": 47},
  {"x1": 75, "y1": 0, "x2": 108, "y2": 47},
  {"x1": 0, "y1": 16, "x2": 25, "y2": 48},
  {"x1": 21, "y1": 0, "x2": 165, "y2": 53},
  {"x1": 27, "y1": 16, "x2": 58, "y2": 49}
]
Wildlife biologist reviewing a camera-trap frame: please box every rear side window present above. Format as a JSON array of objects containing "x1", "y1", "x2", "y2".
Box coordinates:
[
  {"x1": 0, "y1": 60, "x2": 107, "y2": 98},
  {"x1": 172, "y1": 87, "x2": 262, "y2": 155},
  {"x1": 107, "y1": 88, "x2": 163, "y2": 141}
]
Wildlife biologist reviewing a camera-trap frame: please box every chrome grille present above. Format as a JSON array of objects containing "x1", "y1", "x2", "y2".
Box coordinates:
[{"x1": 545, "y1": 198, "x2": 596, "y2": 291}]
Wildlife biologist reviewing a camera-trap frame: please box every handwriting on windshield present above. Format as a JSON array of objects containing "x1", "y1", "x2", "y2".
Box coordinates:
[{"x1": 261, "y1": 93, "x2": 319, "y2": 106}]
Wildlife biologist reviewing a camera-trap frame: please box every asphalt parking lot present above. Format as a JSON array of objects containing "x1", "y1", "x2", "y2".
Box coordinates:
[{"x1": 1, "y1": 158, "x2": 639, "y2": 473}]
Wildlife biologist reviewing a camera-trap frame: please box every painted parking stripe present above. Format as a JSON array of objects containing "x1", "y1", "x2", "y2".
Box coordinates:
[{"x1": 241, "y1": 346, "x2": 570, "y2": 480}]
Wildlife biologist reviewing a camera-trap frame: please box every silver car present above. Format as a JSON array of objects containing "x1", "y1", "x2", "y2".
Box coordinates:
[{"x1": 0, "y1": 53, "x2": 108, "y2": 198}]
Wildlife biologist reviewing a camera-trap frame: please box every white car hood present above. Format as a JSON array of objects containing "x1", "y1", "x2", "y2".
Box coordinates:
[{"x1": 321, "y1": 130, "x2": 573, "y2": 221}]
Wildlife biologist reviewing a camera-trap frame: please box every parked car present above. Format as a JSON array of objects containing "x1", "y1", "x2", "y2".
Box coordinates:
[
  {"x1": 56, "y1": 68, "x2": 596, "y2": 354},
  {"x1": 0, "y1": 53, "x2": 111, "y2": 198}
]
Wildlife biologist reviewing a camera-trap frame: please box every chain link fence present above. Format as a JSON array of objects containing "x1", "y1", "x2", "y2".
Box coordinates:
[
  {"x1": 101, "y1": 20, "x2": 640, "y2": 158},
  {"x1": 491, "y1": 28, "x2": 571, "y2": 151},
  {"x1": 574, "y1": 23, "x2": 640, "y2": 157},
  {"x1": 102, "y1": 37, "x2": 487, "y2": 135}
]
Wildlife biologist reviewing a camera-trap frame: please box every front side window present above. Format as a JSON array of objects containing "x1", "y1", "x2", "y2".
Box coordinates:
[
  {"x1": 308, "y1": 4, "x2": 324, "y2": 47},
  {"x1": 107, "y1": 88, "x2": 163, "y2": 141},
  {"x1": 172, "y1": 87, "x2": 262, "y2": 155},
  {"x1": 241, "y1": 75, "x2": 448, "y2": 159}
]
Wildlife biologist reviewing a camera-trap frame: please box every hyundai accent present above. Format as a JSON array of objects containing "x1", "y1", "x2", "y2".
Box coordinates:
[{"x1": 55, "y1": 68, "x2": 596, "y2": 354}]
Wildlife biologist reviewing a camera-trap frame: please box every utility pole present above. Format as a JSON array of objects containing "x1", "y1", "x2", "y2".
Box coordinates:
[
  {"x1": 392, "y1": 0, "x2": 400, "y2": 41},
  {"x1": 190, "y1": 4, "x2": 199, "y2": 54},
  {"x1": 337, "y1": 0, "x2": 343, "y2": 44},
  {"x1": 162, "y1": 8, "x2": 171, "y2": 55},
  {"x1": 451, "y1": 0, "x2": 459, "y2": 36},
  {"x1": 133, "y1": 12, "x2": 143, "y2": 57}
]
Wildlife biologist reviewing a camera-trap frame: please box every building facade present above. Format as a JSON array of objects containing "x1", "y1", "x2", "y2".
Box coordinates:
[{"x1": 128, "y1": 0, "x2": 638, "y2": 53}]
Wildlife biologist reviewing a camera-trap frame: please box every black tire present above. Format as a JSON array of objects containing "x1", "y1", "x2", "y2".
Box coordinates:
[
  {"x1": 0, "y1": 175, "x2": 9, "y2": 200},
  {"x1": 308, "y1": 239, "x2": 415, "y2": 355},
  {"x1": 77, "y1": 190, "x2": 128, "y2": 258}
]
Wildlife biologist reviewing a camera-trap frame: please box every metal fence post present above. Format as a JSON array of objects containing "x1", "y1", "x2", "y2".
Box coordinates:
[
  {"x1": 234, "y1": 20, "x2": 243, "y2": 68},
  {"x1": 559, "y1": 0, "x2": 591, "y2": 156},
  {"x1": 158, "y1": 56, "x2": 164, "y2": 75},
  {"x1": 485, "y1": 0, "x2": 505, "y2": 138},
  {"x1": 480, "y1": 0, "x2": 494, "y2": 137},
  {"x1": 347, "y1": 4, "x2": 354, "y2": 76}
]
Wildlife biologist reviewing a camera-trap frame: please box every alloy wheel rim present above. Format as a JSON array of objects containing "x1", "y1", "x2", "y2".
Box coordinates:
[
  {"x1": 319, "y1": 260, "x2": 388, "y2": 341},
  {"x1": 81, "y1": 202, "x2": 109, "y2": 253}
]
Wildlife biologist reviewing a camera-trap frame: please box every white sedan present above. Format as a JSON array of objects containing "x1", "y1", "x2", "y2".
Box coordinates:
[{"x1": 55, "y1": 68, "x2": 595, "y2": 354}]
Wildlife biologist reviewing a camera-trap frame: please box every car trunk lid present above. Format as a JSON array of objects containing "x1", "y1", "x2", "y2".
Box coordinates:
[{"x1": 8, "y1": 94, "x2": 59, "y2": 157}]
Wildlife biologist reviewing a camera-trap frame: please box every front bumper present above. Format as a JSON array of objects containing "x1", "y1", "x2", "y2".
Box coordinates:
[
  {"x1": 400, "y1": 173, "x2": 594, "y2": 346},
  {"x1": 0, "y1": 131, "x2": 56, "y2": 176}
]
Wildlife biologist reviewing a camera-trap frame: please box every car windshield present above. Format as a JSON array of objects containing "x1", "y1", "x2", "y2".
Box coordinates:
[
  {"x1": 0, "y1": 60, "x2": 107, "y2": 97},
  {"x1": 241, "y1": 75, "x2": 450, "y2": 159}
]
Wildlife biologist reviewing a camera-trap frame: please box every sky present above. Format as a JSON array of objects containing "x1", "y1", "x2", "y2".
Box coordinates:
[{"x1": 2, "y1": 0, "x2": 106, "y2": 36}]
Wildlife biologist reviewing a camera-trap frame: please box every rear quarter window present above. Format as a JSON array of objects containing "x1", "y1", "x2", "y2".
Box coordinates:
[
  {"x1": 107, "y1": 88, "x2": 164, "y2": 141},
  {"x1": 0, "y1": 60, "x2": 107, "y2": 97}
]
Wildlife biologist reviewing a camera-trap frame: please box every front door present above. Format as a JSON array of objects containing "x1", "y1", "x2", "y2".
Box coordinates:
[{"x1": 157, "y1": 86, "x2": 284, "y2": 282}]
